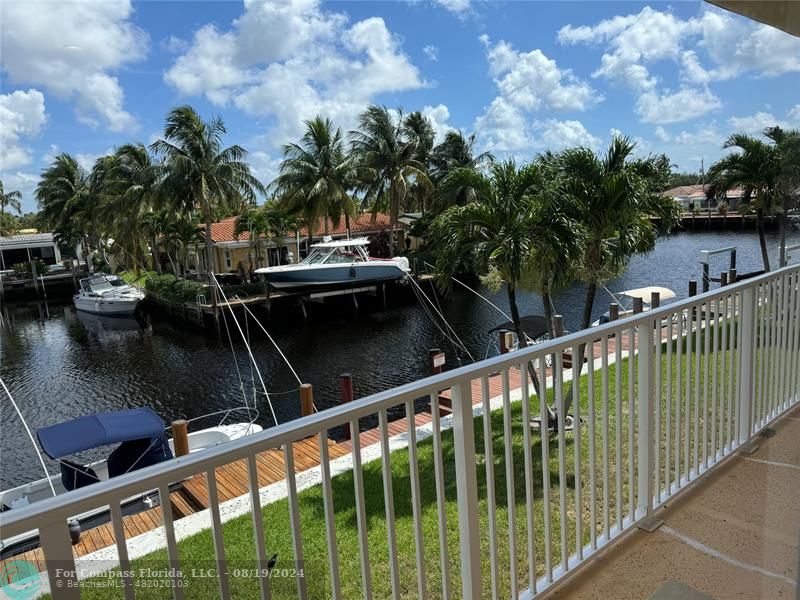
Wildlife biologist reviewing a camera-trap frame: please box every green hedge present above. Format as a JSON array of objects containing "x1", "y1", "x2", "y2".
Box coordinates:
[{"x1": 144, "y1": 274, "x2": 206, "y2": 303}]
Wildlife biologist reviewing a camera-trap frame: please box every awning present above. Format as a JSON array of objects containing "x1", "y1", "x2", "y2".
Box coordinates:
[
  {"x1": 37, "y1": 408, "x2": 166, "y2": 459},
  {"x1": 619, "y1": 287, "x2": 676, "y2": 302},
  {"x1": 489, "y1": 315, "x2": 550, "y2": 340}
]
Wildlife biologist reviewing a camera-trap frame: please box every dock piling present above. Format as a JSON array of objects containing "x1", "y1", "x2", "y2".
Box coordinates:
[
  {"x1": 300, "y1": 383, "x2": 315, "y2": 418},
  {"x1": 720, "y1": 271, "x2": 729, "y2": 287},
  {"x1": 339, "y1": 374, "x2": 354, "y2": 440},
  {"x1": 633, "y1": 297, "x2": 644, "y2": 314},
  {"x1": 171, "y1": 419, "x2": 189, "y2": 457},
  {"x1": 609, "y1": 303, "x2": 619, "y2": 322},
  {"x1": 728, "y1": 268, "x2": 737, "y2": 284}
]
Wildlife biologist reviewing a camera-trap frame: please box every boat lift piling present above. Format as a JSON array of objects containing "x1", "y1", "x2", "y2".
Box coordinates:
[
  {"x1": 701, "y1": 247, "x2": 737, "y2": 292},
  {"x1": 339, "y1": 374, "x2": 354, "y2": 440},
  {"x1": 300, "y1": 383, "x2": 315, "y2": 418},
  {"x1": 171, "y1": 420, "x2": 189, "y2": 457}
]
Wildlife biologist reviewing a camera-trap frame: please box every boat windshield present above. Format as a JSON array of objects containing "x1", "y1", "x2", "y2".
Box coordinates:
[
  {"x1": 89, "y1": 280, "x2": 114, "y2": 292},
  {"x1": 303, "y1": 248, "x2": 331, "y2": 264}
]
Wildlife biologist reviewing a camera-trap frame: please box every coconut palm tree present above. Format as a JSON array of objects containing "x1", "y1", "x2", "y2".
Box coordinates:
[
  {"x1": 273, "y1": 116, "x2": 356, "y2": 249},
  {"x1": 430, "y1": 131, "x2": 494, "y2": 213},
  {"x1": 350, "y1": 105, "x2": 432, "y2": 254},
  {"x1": 234, "y1": 205, "x2": 271, "y2": 271},
  {"x1": 556, "y1": 136, "x2": 680, "y2": 332},
  {"x1": 0, "y1": 180, "x2": 23, "y2": 219},
  {"x1": 764, "y1": 126, "x2": 800, "y2": 268},
  {"x1": 708, "y1": 133, "x2": 781, "y2": 272},
  {"x1": 151, "y1": 105, "x2": 265, "y2": 276},
  {"x1": 96, "y1": 144, "x2": 163, "y2": 274},
  {"x1": 265, "y1": 204, "x2": 298, "y2": 265},
  {"x1": 36, "y1": 153, "x2": 94, "y2": 266}
]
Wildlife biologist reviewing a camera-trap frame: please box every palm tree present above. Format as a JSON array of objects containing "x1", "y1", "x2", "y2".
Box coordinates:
[
  {"x1": 432, "y1": 160, "x2": 580, "y2": 344},
  {"x1": 272, "y1": 116, "x2": 356, "y2": 249},
  {"x1": 430, "y1": 131, "x2": 494, "y2": 212},
  {"x1": 265, "y1": 204, "x2": 298, "y2": 265},
  {"x1": 0, "y1": 180, "x2": 23, "y2": 219},
  {"x1": 98, "y1": 144, "x2": 163, "y2": 274},
  {"x1": 235, "y1": 205, "x2": 271, "y2": 271},
  {"x1": 350, "y1": 105, "x2": 432, "y2": 254},
  {"x1": 36, "y1": 153, "x2": 93, "y2": 267},
  {"x1": 764, "y1": 127, "x2": 800, "y2": 268},
  {"x1": 556, "y1": 136, "x2": 680, "y2": 332},
  {"x1": 151, "y1": 105, "x2": 265, "y2": 276},
  {"x1": 708, "y1": 132, "x2": 781, "y2": 272},
  {"x1": 401, "y1": 112, "x2": 435, "y2": 214}
]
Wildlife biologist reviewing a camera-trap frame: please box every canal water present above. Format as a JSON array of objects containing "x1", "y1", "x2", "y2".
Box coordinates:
[{"x1": 1, "y1": 229, "x2": 798, "y2": 488}]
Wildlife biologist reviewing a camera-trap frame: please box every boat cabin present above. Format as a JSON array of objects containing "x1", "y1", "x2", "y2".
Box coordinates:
[{"x1": 302, "y1": 238, "x2": 372, "y2": 265}]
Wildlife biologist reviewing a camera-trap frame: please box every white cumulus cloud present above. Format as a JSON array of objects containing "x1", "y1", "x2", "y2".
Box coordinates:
[
  {"x1": 421, "y1": 104, "x2": 455, "y2": 143},
  {"x1": 0, "y1": 89, "x2": 47, "y2": 170},
  {"x1": 728, "y1": 105, "x2": 800, "y2": 134},
  {"x1": 164, "y1": 0, "x2": 425, "y2": 146},
  {"x1": 558, "y1": 6, "x2": 800, "y2": 125},
  {"x1": 0, "y1": 0, "x2": 146, "y2": 132},
  {"x1": 423, "y1": 45, "x2": 439, "y2": 62}
]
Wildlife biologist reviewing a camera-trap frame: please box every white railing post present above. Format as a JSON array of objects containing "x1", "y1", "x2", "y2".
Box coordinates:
[
  {"x1": 737, "y1": 286, "x2": 757, "y2": 446},
  {"x1": 39, "y1": 519, "x2": 80, "y2": 599},
  {"x1": 451, "y1": 381, "x2": 482, "y2": 599},
  {"x1": 637, "y1": 314, "x2": 657, "y2": 527}
]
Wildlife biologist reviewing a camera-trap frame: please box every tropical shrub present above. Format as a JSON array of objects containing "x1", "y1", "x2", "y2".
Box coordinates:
[{"x1": 144, "y1": 273, "x2": 205, "y2": 303}]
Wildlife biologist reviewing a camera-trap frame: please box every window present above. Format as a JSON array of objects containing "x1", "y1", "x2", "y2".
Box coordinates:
[{"x1": 224, "y1": 249, "x2": 232, "y2": 270}]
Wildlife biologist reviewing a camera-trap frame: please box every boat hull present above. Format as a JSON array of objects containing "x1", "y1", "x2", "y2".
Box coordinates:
[
  {"x1": 261, "y1": 261, "x2": 408, "y2": 291},
  {"x1": 74, "y1": 295, "x2": 141, "y2": 315}
]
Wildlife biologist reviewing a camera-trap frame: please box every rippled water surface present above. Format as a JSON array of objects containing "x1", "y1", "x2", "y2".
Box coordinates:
[{"x1": 2, "y1": 229, "x2": 798, "y2": 487}]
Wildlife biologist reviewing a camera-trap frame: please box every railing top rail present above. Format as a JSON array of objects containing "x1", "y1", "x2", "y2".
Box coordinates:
[{"x1": 2, "y1": 263, "x2": 797, "y2": 533}]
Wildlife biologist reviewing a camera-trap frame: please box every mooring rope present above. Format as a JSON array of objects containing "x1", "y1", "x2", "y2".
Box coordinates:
[
  {"x1": 211, "y1": 274, "x2": 278, "y2": 426},
  {"x1": 0, "y1": 376, "x2": 57, "y2": 496}
]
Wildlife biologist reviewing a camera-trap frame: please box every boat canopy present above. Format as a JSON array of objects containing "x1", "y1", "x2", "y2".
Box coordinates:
[
  {"x1": 618, "y1": 286, "x2": 676, "y2": 302},
  {"x1": 489, "y1": 315, "x2": 549, "y2": 341},
  {"x1": 37, "y1": 408, "x2": 166, "y2": 459},
  {"x1": 310, "y1": 237, "x2": 370, "y2": 249}
]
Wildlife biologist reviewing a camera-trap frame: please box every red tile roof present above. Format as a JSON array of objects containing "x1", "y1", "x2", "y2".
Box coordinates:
[
  {"x1": 205, "y1": 212, "x2": 401, "y2": 243},
  {"x1": 662, "y1": 184, "x2": 746, "y2": 199}
]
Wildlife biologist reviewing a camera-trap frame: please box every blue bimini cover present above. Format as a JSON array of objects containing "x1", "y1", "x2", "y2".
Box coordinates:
[{"x1": 37, "y1": 408, "x2": 166, "y2": 459}]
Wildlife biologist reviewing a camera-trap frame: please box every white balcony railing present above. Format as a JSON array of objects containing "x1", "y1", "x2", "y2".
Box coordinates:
[{"x1": 2, "y1": 265, "x2": 799, "y2": 599}]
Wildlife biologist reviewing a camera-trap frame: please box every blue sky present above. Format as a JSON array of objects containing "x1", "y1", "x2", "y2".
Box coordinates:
[{"x1": 2, "y1": 0, "x2": 799, "y2": 213}]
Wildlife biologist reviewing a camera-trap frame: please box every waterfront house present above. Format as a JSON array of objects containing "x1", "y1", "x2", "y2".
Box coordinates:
[
  {"x1": 662, "y1": 184, "x2": 746, "y2": 211},
  {"x1": 0, "y1": 232, "x2": 82, "y2": 272},
  {"x1": 197, "y1": 212, "x2": 403, "y2": 275}
]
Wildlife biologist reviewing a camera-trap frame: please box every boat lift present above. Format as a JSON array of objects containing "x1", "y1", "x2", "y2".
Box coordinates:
[{"x1": 700, "y1": 246, "x2": 737, "y2": 292}]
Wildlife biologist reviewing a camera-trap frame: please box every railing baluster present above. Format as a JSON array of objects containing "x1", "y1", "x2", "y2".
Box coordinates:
[
  {"x1": 654, "y1": 317, "x2": 662, "y2": 503},
  {"x1": 779, "y1": 274, "x2": 791, "y2": 410},
  {"x1": 572, "y1": 343, "x2": 582, "y2": 561},
  {"x1": 627, "y1": 326, "x2": 635, "y2": 520},
  {"x1": 675, "y1": 313, "x2": 683, "y2": 487},
  {"x1": 665, "y1": 318, "x2": 673, "y2": 495},
  {"x1": 283, "y1": 443, "x2": 308, "y2": 600},
  {"x1": 771, "y1": 279, "x2": 781, "y2": 418},
  {"x1": 520, "y1": 362, "x2": 536, "y2": 593},
  {"x1": 430, "y1": 392, "x2": 451, "y2": 599},
  {"x1": 246, "y1": 455, "x2": 271, "y2": 600},
  {"x1": 694, "y1": 302, "x2": 701, "y2": 475},
  {"x1": 481, "y1": 375, "x2": 500, "y2": 600},
  {"x1": 614, "y1": 325, "x2": 623, "y2": 531},
  {"x1": 378, "y1": 410, "x2": 401, "y2": 600},
  {"x1": 702, "y1": 301, "x2": 711, "y2": 470},
  {"x1": 502, "y1": 367, "x2": 519, "y2": 595},
  {"x1": 710, "y1": 298, "x2": 719, "y2": 463},
  {"x1": 684, "y1": 306, "x2": 692, "y2": 481},
  {"x1": 601, "y1": 335, "x2": 610, "y2": 541},
  {"x1": 539, "y1": 356, "x2": 554, "y2": 582},
  {"x1": 405, "y1": 399, "x2": 427, "y2": 599},
  {"x1": 349, "y1": 416, "x2": 373, "y2": 600},
  {"x1": 637, "y1": 313, "x2": 654, "y2": 520},
  {"x1": 556, "y1": 353, "x2": 568, "y2": 570},
  {"x1": 39, "y1": 519, "x2": 79, "y2": 599},
  {"x1": 756, "y1": 284, "x2": 767, "y2": 429},
  {"x1": 206, "y1": 469, "x2": 232, "y2": 600},
  {"x1": 451, "y1": 381, "x2": 482, "y2": 600},
  {"x1": 158, "y1": 483, "x2": 185, "y2": 600},
  {"x1": 737, "y1": 287, "x2": 757, "y2": 444},
  {"x1": 792, "y1": 273, "x2": 800, "y2": 406},
  {"x1": 319, "y1": 430, "x2": 342, "y2": 600},
  {"x1": 109, "y1": 500, "x2": 135, "y2": 600},
  {"x1": 727, "y1": 292, "x2": 737, "y2": 446},
  {"x1": 720, "y1": 293, "x2": 730, "y2": 453},
  {"x1": 587, "y1": 340, "x2": 597, "y2": 550}
]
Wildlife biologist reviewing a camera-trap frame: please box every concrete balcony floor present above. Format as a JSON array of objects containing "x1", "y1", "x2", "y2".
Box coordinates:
[{"x1": 547, "y1": 404, "x2": 800, "y2": 600}]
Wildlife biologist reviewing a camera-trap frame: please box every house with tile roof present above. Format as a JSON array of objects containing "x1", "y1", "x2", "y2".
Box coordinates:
[
  {"x1": 193, "y1": 212, "x2": 402, "y2": 275},
  {"x1": 661, "y1": 184, "x2": 746, "y2": 211}
]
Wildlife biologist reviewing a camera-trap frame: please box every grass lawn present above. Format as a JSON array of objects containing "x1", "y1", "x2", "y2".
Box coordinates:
[{"x1": 64, "y1": 322, "x2": 753, "y2": 600}]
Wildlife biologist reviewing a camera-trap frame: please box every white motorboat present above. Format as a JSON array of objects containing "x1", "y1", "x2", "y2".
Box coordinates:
[
  {"x1": 0, "y1": 408, "x2": 262, "y2": 558},
  {"x1": 74, "y1": 274, "x2": 144, "y2": 315},
  {"x1": 592, "y1": 286, "x2": 676, "y2": 326},
  {"x1": 255, "y1": 238, "x2": 410, "y2": 291}
]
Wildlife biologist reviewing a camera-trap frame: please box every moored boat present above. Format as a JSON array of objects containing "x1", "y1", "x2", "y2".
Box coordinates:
[
  {"x1": 255, "y1": 238, "x2": 410, "y2": 292},
  {"x1": 0, "y1": 408, "x2": 261, "y2": 558},
  {"x1": 73, "y1": 274, "x2": 145, "y2": 315}
]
